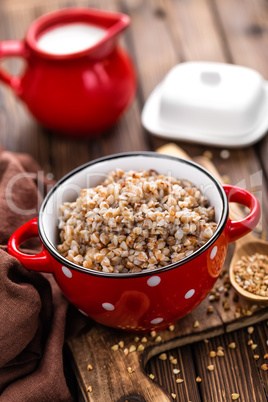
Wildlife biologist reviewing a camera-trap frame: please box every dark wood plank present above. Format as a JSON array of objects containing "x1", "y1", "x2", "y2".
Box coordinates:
[
  {"x1": 122, "y1": 0, "x2": 228, "y2": 153},
  {"x1": 0, "y1": 1, "x2": 58, "y2": 168},
  {"x1": 191, "y1": 324, "x2": 268, "y2": 401},
  {"x1": 122, "y1": 0, "x2": 178, "y2": 102},
  {"x1": 211, "y1": 0, "x2": 268, "y2": 229},
  {"x1": 163, "y1": 0, "x2": 227, "y2": 63},
  {"x1": 145, "y1": 346, "x2": 201, "y2": 402},
  {"x1": 213, "y1": 0, "x2": 268, "y2": 74},
  {"x1": 146, "y1": 320, "x2": 268, "y2": 402},
  {"x1": 254, "y1": 321, "x2": 268, "y2": 397},
  {"x1": 256, "y1": 136, "x2": 268, "y2": 184}
]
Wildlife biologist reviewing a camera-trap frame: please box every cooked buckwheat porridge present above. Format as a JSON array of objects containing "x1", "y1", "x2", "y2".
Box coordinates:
[{"x1": 57, "y1": 169, "x2": 217, "y2": 273}]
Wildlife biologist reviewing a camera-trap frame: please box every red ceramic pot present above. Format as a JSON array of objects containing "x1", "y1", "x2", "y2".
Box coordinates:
[
  {"x1": 8, "y1": 153, "x2": 260, "y2": 333},
  {"x1": 0, "y1": 8, "x2": 136, "y2": 137}
]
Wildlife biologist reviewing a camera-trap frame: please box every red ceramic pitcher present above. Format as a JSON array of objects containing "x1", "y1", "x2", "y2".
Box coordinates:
[{"x1": 0, "y1": 8, "x2": 136, "y2": 137}]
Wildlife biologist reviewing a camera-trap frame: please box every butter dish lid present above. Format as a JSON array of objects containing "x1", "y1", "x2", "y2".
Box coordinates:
[{"x1": 141, "y1": 62, "x2": 268, "y2": 147}]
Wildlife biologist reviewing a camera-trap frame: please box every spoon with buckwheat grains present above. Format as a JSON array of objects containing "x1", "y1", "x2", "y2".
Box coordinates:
[{"x1": 157, "y1": 143, "x2": 268, "y2": 305}]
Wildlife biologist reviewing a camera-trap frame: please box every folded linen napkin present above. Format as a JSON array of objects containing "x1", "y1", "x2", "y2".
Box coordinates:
[{"x1": 0, "y1": 148, "x2": 86, "y2": 401}]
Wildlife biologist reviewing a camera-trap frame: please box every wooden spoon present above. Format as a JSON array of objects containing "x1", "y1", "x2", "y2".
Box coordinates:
[
  {"x1": 156, "y1": 143, "x2": 268, "y2": 304},
  {"x1": 228, "y1": 234, "x2": 268, "y2": 304}
]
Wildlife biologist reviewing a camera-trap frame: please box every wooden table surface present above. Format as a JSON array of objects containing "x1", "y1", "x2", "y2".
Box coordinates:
[{"x1": 1, "y1": 0, "x2": 268, "y2": 401}]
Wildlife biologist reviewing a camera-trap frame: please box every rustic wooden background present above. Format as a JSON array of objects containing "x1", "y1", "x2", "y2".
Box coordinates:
[{"x1": 0, "y1": 0, "x2": 268, "y2": 401}]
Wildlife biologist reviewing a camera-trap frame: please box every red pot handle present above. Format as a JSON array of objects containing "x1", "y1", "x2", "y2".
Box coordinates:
[
  {"x1": 7, "y1": 217, "x2": 53, "y2": 273},
  {"x1": 0, "y1": 40, "x2": 28, "y2": 95},
  {"x1": 224, "y1": 184, "x2": 261, "y2": 243}
]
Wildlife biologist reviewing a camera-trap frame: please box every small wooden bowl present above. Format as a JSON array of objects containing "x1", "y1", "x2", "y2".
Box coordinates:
[{"x1": 229, "y1": 234, "x2": 268, "y2": 305}]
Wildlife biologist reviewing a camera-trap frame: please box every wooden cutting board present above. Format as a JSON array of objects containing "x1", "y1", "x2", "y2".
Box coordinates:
[{"x1": 68, "y1": 146, "x2": 268, "y2": 402}]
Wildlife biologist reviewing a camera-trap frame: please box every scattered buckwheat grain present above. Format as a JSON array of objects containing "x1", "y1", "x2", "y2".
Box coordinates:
[
  {"x1": 207, "y1": 365, "x2": 214, "y2": 371},
  {"x1": 231, "y1": 393, "x2": 240, "y2": 400},
  {"x1": 254, "y1": 354, "x2": 260, "y2": 360},
  {"x1": 159, "y1": 353, "x2": 167, "y2": 360},
  {"x1": 229, "y1": 342, "x2": 236, "y2": 349}
]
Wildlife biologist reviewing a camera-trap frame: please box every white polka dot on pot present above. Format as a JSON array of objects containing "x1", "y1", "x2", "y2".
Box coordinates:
[
  {"x1": 150, "y1": 317, "x2": 163, "y2": 325},
  {"x1": 62, "y1": 266, "x2": 72, "y2": 278},
  {"x1": 185, "y1": 289, "x2": 195, "y2": 299},
  {"x1": 102, "y1": 302, "x2": 115, "y2": 311},
  {"x1": 147, "y1": 276, "x2": 161, "y2": 287},
  {"x1": 210, "y1": 246, "x2": 218, "y2": 260}
]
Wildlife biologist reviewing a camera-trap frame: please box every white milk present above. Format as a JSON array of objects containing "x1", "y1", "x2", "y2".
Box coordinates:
[{"x1": 37, "y1": 23, "x2": 107, "y2": 55}]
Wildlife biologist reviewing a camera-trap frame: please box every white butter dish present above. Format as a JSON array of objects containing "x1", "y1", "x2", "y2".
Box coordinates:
[{"x1": 141, "y1": 62, "x2": 268, "y2": 147}]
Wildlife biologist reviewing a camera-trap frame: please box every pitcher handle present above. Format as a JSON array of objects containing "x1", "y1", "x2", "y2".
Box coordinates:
[
  {"x1": 7, "y1": 217, "x2": 53, "y2": 273},
  {"x1": 0, "y1": 40, "x2": 27, "y2": 95}
]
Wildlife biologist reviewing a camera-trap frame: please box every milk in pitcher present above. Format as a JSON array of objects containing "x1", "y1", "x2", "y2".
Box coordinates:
[{"x1": 37, "y1": 23, "x2": 107, "y2": 55}]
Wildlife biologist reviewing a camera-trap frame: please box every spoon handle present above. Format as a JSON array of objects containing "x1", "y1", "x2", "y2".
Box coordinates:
[
  {"x1": 156, "y1": 143, "x2": 260, "y2": 244},
  {"x1": 156, "y1": 143, "x2": 191, "y2": 160},
  {"x1": 193, "y1": 156, "x2": 247, "y2": 220},
  {"x1": 157, "y1": 144, "x2": 242, "y2": 214}
]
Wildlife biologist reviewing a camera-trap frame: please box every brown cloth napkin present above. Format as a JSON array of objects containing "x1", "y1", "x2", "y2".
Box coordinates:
[{"x1": 0, "y1": 149, "x2": 86, "y2": 401}]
